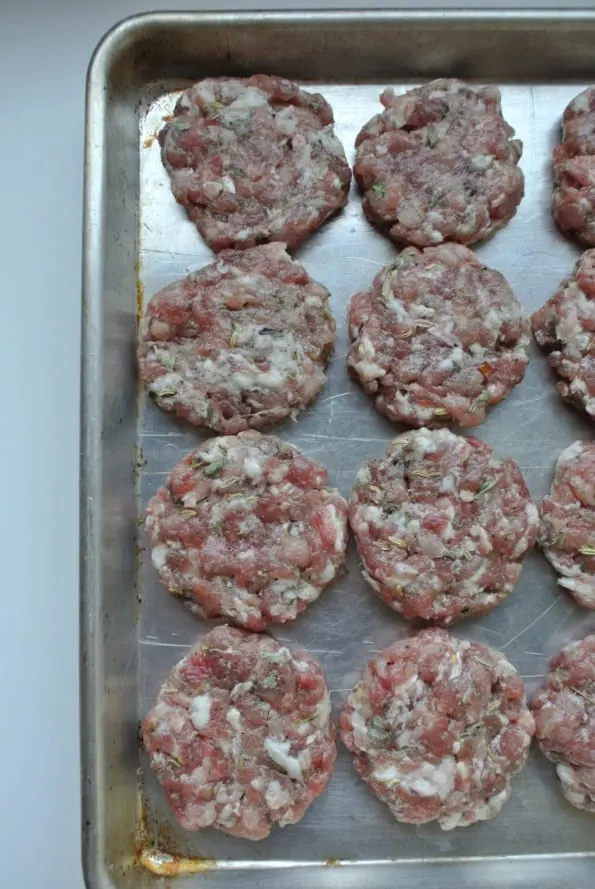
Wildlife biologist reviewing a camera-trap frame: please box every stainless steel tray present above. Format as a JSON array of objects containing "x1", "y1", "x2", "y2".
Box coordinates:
[{"x1": 82, "y1": 11, "x2": 595, "y2": 889}]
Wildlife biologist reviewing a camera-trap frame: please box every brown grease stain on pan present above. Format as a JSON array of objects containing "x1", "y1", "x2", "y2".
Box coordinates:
[
  {"x1": 136, "y1": 783, "x2": 217, "y2": 876},
  {"x1": 139, "y1": 849, "x2": 217, "y2": 876}
]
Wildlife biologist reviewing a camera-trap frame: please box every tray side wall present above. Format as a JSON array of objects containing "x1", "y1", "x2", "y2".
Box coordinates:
[{"x1": 82, "y1": 23, "x2": 143, "y2": 889}]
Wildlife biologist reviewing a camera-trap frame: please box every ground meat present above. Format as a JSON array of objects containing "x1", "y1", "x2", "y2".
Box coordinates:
[
  {"x1": 531, "y1": 635, "x2": 595, "y2": 812},
  {"x1": 553, "y1": 87, "x2": 595, "y2": 244},
  {"x1": 347, "y1": 244, "x2": 529, "y2": 427},
  {"x1": 159, "y1": 75, "x2": 351, "y2": 251},
  {"x1": 531, "y1": 250, "x2": 595, "y2": 418},
  {"x1": 143, "y1": 626, "x2": 336, "y2": 839},
  {"x1": 137, "y1": 244, "x2": 335, "y2": 433},
  {"x1": 354, "y1": 79, "x2": 524, "y2": 248},
  {"x1": 146, "y1": 431, "x2": 348, "y2": 630},
  {"x1": 349, "y1": 429, "x2": 539, "y2": 624},
  {"x1": 538, "y1": 441, "x2": 595, "y2": 609},
  {"x1": 340, "y1": 628, "x2": 534, "y2": 829}
]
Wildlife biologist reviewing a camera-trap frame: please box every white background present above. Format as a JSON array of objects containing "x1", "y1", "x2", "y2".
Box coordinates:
[{"x1": 1, "y1": 2, "x2": 593, "y2": 888}]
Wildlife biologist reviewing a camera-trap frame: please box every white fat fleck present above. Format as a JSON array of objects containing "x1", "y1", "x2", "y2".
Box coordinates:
[
  {"x1": 348, "y1": 708, "x2": 367, "y2": 745},
  {"x1": 308, "y1": 124, "x2": 342, "y2": 151},
  {"x1": 357, "y1": 334, "x2": 377, "y2": 360},
  {"x1": 326, "y1": 504, "x2": 346, "y2": 551},
  {"x1": 218, "y1": 803, "x2": 237, "y2": 828},
  {"x1": 230, "y1": 680, "x2": 253, "y2": 699},
  {"x1": 150, "y1": 372, "x2": 182, "y2": 398},
  {"x1": 356, "y1": 360, "x2": 386, "y2": 380},
  {"x1": 471, "y1": 154, "x2": 494, "y2": 171},
  {"x1": 243, "y1": 454, "x2": 265, "y2": 480},
  {"x1": 250, "y1": 776, "x2": 266, "y2": 792},
  {"x1": 262, "y1": 647, "x2": 292, "y2": 665},
  {"x1": 151, "y1": 543, "x2": 169, "y2": 571},
  {"x1": 570, "y1": 90, "x2": 592, "y2": 113},
  {"x1": 275, "y1": 106, "x2": 298, "y2": 136},
  {"x1": 440, "y1": 475, "x2": 457, "y2": 494},
  {"x1": 226, "y1": 706, "x2": 242, "y2": 732},
  {"x1": 418, "y1": 531, "x2": 446, "y2": 558},
  {"x1": 398, "y1": 758, "x2": 456, "y2": 800},
  {"x1": 225, "y1": 86, "x2": 269, "y2": 113},
  {"x1": 318, "y1": 560, "x2": 336, "y2": 584},
  {"x1": 558, "y1": 440, "x2": 584, "y2": 464},
  {"x1": 269, "y1": 578, "x2": 319, "y2": 603},
  {"x1": 265, "y1": 780, "x2": 292, "y2": 810},
  {"x1": 357, "y1": 466, "x2": 372, "y2": 485},
  {"x1": 189, "y1": 693, "x2": 211, "y2": 730},
  {"x1": 313, "y1": 691, "x2": 331, "y2": 728},
  {"x1": 362, "y1": 569, "x2": 382, "y2": 592},
  {"x1": 450, "y1": 652, "x2": 462, "y2": 680},
  {"x1": 221, "y1": 175, "x2": 236, "y2": 193},
  {"x1": 411, "y1": 428, "x2": 439, "y2": 456},
  {"x1": 559, "y1": 576, "x2": 595, "y2": 605},
  {"x1": 264, "y1": 737, "x2": 303, "y2": 781},
  {"x1": 436, "y1": 345, "x2": 465, "y2": 373},
  {"x1": 373, "y1": 764, "x2": 400, "y2": 786},
  {"x1": 470, "y1": 524, "x2": 493, "y2": 553},
  {"x1": 363, "y1": 504, "x2": 384, "y2": 524},
  {"x1": 387, "y1": 512, "x2": 420, "y2": 535}
]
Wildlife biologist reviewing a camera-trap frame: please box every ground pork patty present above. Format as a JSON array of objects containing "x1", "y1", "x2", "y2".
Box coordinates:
[
  {"x1": 531, "y1": 250, "x2": 595, "y2": 418},
  {"x1": 349, "y1": 429, "x2": 539, "y2": 624},
  {"x1": 143, "y1": 626, "x2": 336, "y2": 838},
  {"x1": 531, "y1": 635, "x2": 595, "y2": 812},
  {"x1": 538, "y1": 441, "x2": 595, "y2": 609},
  {"x1": 137, "y1": 244, "x2": 335, "y2": 433},
  {"x1": 553, "y1": 87, "x2": 595, "y2": 244},
  {"x1": 347, "y1": 244, "x2": 530, "y2": 428},
  {"x1": 340, "y1": 628, "x2": 534, "y2": 829},
  {"x1": 159, "y1": 75, "x2": 352, "y2": 251},
  {"x1": 146, "y1": 431, "x2": 348, "y2": 630},
  {"x1": 354, "y1": 79, "x2": 524, "y2": 248}
]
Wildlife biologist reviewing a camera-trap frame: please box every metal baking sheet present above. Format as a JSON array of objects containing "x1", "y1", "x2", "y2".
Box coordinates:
[{"x1": 82, "y1": 12, "x2": 595, "y2": 889}]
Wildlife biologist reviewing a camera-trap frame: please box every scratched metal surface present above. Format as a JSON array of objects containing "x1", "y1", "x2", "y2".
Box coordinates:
[{"x1": 135, "y1": 78, "x2": 595, "y2": 872}]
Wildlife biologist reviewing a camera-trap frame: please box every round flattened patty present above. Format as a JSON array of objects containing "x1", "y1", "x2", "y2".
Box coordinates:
[
  {"x1": 159, "y1": 75, "x2": 352, "y2": 251},
  {"x1": 553, "y1": 87, "x2": 595, "y2": 244},
  {"x1": 143, "y1": 626, "x2": 336, "y2": 839},
  {"x1": 349, "y1": 428, "x2": 539, "y2": 624},
  {"x1": 146, "y1": 431, "x2": 348, "y2": 630},
  {"x1": 531, "y1": 250, "x2": 595, "y2": 419},
  {"x1": 347, "y1": 244, "x2": 529, "y2": 428},
  {"x1": 137, "y1": 243, "x2": 335, "y2": 434},
  {"x1": 531, "y1": 635, "x2": 595, "y2": 812},
  {"x1": 354, "y1": 79, "x2": 524, "y2": 248},
  {"x1": 538, "y1": 440, "x2": 595, "y2": 609},
  {"x1": 340, "y1": 628, "x2": 534, "y2": 829}
]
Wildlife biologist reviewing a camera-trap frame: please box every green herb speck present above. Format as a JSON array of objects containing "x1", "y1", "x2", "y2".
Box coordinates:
[
  {"x1": 475, "y1": 477, "x2": 499, "y2": 498},
  {"x1": 203, "y1": 458, "x2": 225, "y2": 477}
]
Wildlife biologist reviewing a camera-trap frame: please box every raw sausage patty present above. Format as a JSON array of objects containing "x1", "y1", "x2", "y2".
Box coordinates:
[
  {"x1": 532, "y1": 635, "x2": 595, "y2": 812},
  {"x1": 354, "y1": 79, "x2": 524, "y2": 248},
  {"x1": 349, "y1": 428, "x2": 539, "y2": 623},
  {"x1": 146, "y1": 431, "x2": 348, "y2": 630},
  {"x1": 538, "y1": 440, "x2": 595, "y2": 609},
  {"x1": 137, "y1": 244, "x2": 335, "y2": 434},
  {"x1": 160, "y1": 75, "x2": 351, "y2": 251},
  {"x1": 340, "y1": 628, "x2": 534, "y2": 829},
  {"x1": 347, "y1": 244, "x2": 529, "y2": 427},
  {"x1": 143, "y1": 626, "x2": 336, "y2": 838},
  {"x1": 532, "y1": 250, "x2": 595, "y2": 419},
  {"x1": 553, "y1": 87, "x2": 595, "y2": 244}
]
